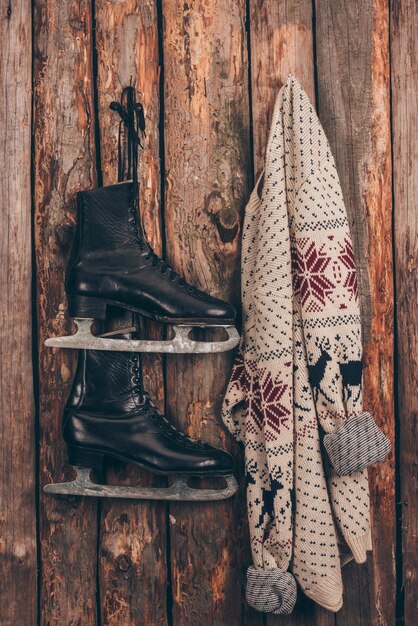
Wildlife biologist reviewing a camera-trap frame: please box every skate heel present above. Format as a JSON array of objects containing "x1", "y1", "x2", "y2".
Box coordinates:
[
  {"x1": 67, "y1": 295, "x2": 107, "y2": 320},
  {"x1": 67, "y1": 445, "x2": 105, "y2": 470}
]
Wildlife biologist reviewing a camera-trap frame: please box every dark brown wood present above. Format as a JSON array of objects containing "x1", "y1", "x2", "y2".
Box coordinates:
[
  {"x1": 0, "y1": 1, "x2": 37, "y2": 624},
  {"x1": 3, "y1": 0, "x2": 415, "y2": 623},
  {"x1": 161, "y1": 1, "x2": 258, "y2": 624},
  {"x1": 249, "y1": 0, "x2": 316, "y2": 179},
  {"x1": 33, "y1": 0, "x2": 99, "y2": 623},
  {"x1": 94, "y1": 1, "x2": 168, "y2": 623},
  {"x1": 391, "y1": 1, "x2": 418, "y2": 623},
  {"x1": 315, "y1": 1, "x2": 396, "y2": 624}
]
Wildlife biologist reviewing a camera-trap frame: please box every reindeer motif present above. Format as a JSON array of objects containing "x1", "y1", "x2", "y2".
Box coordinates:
[
  {"x1": 339, "y1": 359, "x2": 362, "y2": 403},
  {"x1": 308, "y1": 338, "x2": 335, "y2": 404},
  {"x1": 245, "y1": 461, "x2": 286, "y2": 530},
  {"x1": 338, "y1": 331, "x2": 363, "y2": 403},
  {"x1": 254, "y1": 476, "x2": 285, "y2": 529}
]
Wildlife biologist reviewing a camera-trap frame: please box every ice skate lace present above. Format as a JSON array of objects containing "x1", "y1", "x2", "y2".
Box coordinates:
[
  {"x1": 129, "y1": 357, "x2": 208, "y2": 450},
  {"x1": 127, "y1": 207, "x2": 196, "y2": 293},
  {"x1": 111, "y1": 86, "x2": 196, "y2": 294}
]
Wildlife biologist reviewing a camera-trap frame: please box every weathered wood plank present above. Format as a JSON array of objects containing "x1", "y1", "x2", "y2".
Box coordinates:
[
  {"x1": 315, "y1": 1, "x2": 395, "y2": 624},
  {"x1": 33, "y1": 0, "x2": 99, "y2": 623},
  {"x1": 0, "y1": 0, "x2": 37, "y2": 624},
  {"x1": 249, "y1": 0, "x2": 315, "y2": 179},
  {"x1": 391, "y1": 1, "x2": 418, "y2": 623},
  {"x1": 94, "y1": 1, "x2": 168, "y2": 623},
  {"x1": 161, "y1": 1, "x2": 257, "y2": 624}
]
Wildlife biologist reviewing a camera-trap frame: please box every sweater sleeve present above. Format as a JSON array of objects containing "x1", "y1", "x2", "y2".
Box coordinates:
[{"x1": 290, "y1": 161, "x2": 390, "y2": 476}]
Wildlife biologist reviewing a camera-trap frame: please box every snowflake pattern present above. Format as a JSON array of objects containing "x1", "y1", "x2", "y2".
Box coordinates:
[
  {"x1": 227, "y1": 350, "x2": 246, "y2": 395},
  {"x1": 261, "y1": 370, "x2": 292, "y2": 441},
  {"x1": 339, "y1": 237, "x2": 358, "y2": 302},
  {"x1": 221, "y1": 77, "x2": 371, "y2": 605},
  {"x1": 291, "y1": 238, "x2": 335, "y2": 312},
  {"x1": 244, "y1": 362, "x2": 292, "y2": 440},
  {"x1": 292, "y1": 235, "x2": 359, "y2": 312}
]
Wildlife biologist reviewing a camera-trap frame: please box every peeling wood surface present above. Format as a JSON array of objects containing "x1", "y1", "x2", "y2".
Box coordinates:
[
  {"x1": 315, "y1": 1, "x2": 396, "y2": 625},
  {"x1": 161, "y1": 1, "x2": 255, "y2": 624},
  {"x1": 94, "y1": 1, "x2": 168, "y2": 623},
  {"x1": 3, "y1": 0, "x2": 416, "y2": 623},
  {"x1": 33, "y1": 0, "x2": 98, "y2": 623},
  {"x1": 0, "y1": 0, "x2": 37, "y2": 624},
  {"x1": 249, "y1": 0, "x2": 315, "y2": 178},
  {"x1": 391, "y1": 1, "x2": 418, "y2": 624}
]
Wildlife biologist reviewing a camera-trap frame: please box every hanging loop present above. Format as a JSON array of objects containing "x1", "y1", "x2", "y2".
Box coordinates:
[{"x1": 109, "y1": 86, "x2": 146, "y2": 190}]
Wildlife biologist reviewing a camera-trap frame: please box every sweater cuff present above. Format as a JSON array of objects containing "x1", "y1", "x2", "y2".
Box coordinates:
[
  {"x1": 246, "y1": 566, "x2": 297, "y2": 615},
  {"x1": 323, "y1": 412, "x2": 391, "y2": 476}
]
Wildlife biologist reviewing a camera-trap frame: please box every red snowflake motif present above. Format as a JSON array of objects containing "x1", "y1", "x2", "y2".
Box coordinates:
[
  {"x1": 338, "y1": 237, "x2": 359, "y2": 302},
  {"x1": 261, "y1": 372, "x2": 291, "y2": 441},
  {"x1": 291, "y1": 238, "x2": 335, "y2": 312},
  {"x1": 229, "y1": 351, "x2": 246, "y2": 392},
  {"x1": 245, "y1": 374, "x2": 264, "y2": 433},
  {"x1": 245, "y1": 363, "x2": 291, "y2": 438}
]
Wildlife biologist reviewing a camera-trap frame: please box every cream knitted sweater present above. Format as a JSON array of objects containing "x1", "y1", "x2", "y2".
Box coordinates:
[{"x1": 222, "y1": 76, "x2": 390, "y2": 614}]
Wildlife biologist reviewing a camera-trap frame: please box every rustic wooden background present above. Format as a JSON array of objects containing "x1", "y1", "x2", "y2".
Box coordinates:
[{"x1": 1, "y1": 0, "x2": 416, "y2": 624}]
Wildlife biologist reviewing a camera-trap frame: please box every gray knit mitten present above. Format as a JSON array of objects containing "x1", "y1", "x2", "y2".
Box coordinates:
[
  {"x1": 246, "y1": 566, "x2": 297, "y2": 615},
  {"x1": 323, "y1": 412, "x2": 391, "y2": 476}
]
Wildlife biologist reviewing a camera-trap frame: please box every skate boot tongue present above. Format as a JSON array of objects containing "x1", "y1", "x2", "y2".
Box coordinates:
[{"x1": 109, "y1": 85, "x2": 145, "y2": 184}]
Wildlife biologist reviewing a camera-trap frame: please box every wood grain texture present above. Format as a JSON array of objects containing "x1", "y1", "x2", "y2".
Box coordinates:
[
  {"x1": 249, "y1": 0, "x2": 315, "y2": 178},
  {"x1": 94, "y1": 1, "x2": 167, "y2": 623},
  {"x1": 161, "y1": 1, "x2": 257, "y2": 624},
  {"x1": 315, "y1": 1, "x2": 395, "y2": 624},
  {"x1": 3, "y1": 1, "x2": 414, "y2": 623},
  {"x1": 33, "y1": 0, "x2": 98, "y2": 623},
  {"x1": 391, "y1": 1, "x2": 418, "y2": 623},
  {"x1": 0, "y1": 1, "x2": 37, "y2": 624}
]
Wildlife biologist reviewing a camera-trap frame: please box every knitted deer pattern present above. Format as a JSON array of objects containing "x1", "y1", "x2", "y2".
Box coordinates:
[{"x1": 222, "y1": 75, "x2": 390, "y2": 614}]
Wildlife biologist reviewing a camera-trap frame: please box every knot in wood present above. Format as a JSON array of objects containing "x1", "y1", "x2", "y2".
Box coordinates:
[
  {"x1": 116, "y1": 554, "x2": 132, "y2": 572},
  {"x1": 216, "y1": 207, "x2": 239, "y2": 243},
  {"x1": 56, "y1": 223, "x2": 74, "y2": 247}
]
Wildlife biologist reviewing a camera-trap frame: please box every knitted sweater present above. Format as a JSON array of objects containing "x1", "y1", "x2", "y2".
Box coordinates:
[{"x1": 222, "y1": 75, "x2": 390, "y2": 614}]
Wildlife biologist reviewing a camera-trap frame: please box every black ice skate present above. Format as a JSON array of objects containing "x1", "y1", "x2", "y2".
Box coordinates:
[
  {"x1": 46, "y1": 86, "x2": 239, "y2": 353},
  {"x1": 45, "y1": 182, "x2": 239, "y2": 353},
  {"x1": 44, "y1": 348, "x2": 238, "y2": 500}
]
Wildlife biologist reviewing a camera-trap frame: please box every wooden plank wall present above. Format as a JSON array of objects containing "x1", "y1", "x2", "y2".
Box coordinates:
[
  {"x1": 1, "y1": 0, "x2": 416, "y2": 624},
  {"x1": 94, "y1": 3, "x2": 167, "y2": 624},
  {"x1": 391, "y1": 1, "x2": 418, "y2": 624},
  {"x1": 0, "y1": 1, "x2": 37, "y2": 625},
  {"x1": 33, "y1": 1, "x2": 99, "y2": 623}
]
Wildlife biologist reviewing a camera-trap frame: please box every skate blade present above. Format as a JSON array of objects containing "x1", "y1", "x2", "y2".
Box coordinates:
[
  {"x1": 44, "y1": 468, "x2": 238, "y2": 501},
  {"x1": 45, "y1": 319, "x2": 240, "y2": 353}
]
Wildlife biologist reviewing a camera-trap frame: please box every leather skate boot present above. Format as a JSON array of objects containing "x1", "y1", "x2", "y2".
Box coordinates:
[
  {"x1": 45, "y1": 85, "x2": 239, "y2": 353},
  {"x1": 65, "y1": 182, "x2": 235, "y2": 325},
  {"x1": 62, "y1": 349, "x2": 234, "y2": 478}
]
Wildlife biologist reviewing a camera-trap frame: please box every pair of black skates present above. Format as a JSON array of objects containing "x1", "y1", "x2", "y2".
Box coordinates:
[{"x1": 44, "y1": 88, "x2": 239, "y2": 502}]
